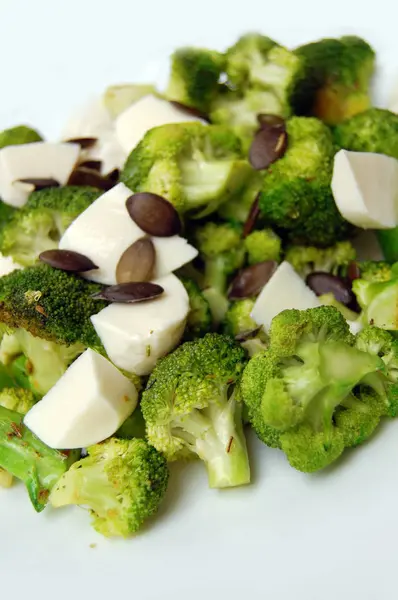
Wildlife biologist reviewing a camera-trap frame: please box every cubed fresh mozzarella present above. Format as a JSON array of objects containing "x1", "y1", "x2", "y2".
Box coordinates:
[
  {"x1": 90, "y1": 274, "x2": 189, "y2": 376},
  {"x1": 24, "y1": 349, "x2": 138, "y2": 449},
  {"x1": 0, "y1": 142, "x2": 80, "y2": 207},
  {"x1": 115, "y1": 94, "x2": 205, "y2": 153},
  {"x1": 0, "y1": 253, "x2": 22, "y2": 276},
  {"x1": 331, "y1": 149, "x2": 398, "y2": 229},
  {"x1": 59, "y1": 183, "x2": 198, "y2": 285},
  {"x1": 251, "y1": 261, "x2": 320, "y2": 330}
]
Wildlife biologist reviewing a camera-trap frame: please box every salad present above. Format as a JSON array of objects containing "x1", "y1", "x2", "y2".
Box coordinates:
[{"x1": 1, "y1": 31, "x2": 398, "y2": 538}]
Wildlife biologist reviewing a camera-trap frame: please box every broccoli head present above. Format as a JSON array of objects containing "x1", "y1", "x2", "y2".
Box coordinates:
[
  {"x1": 258, "y1": 116, "x2": 351, "y2": 246},
  {"x1": 223, "y1": 298, "x2": 268, "y2": 356},
  {"x1": 193, "y1": 221, "x2": 245, "y2": 322},
  {"x1": 244, "y1": 229, "x2": 281, "y2": 265},
  {"x1": 0, "y1": 264, "x2": 107, "y2": 395},
  {"x1": 357, "y1": 260, "x2": 393, "y2": 283},
  {"x1": 165, "y1": 48, "x2": 225, "y2": 113},
  {"x1": 0, "y1": 186, "x2": 101, "y2": 266},
  {"x1": 285, "y1": 241, "x2": 356, "y2": 278},
  {"x1": 180, "y1": 277, "x2": 212, "y2": 341},
  {"x1": 241, "y1": 306, "x2": 385, "y2": 471},
  {"x1": 293, "y1": 36, "x2": 375, "y2": 125},
  {"x1": 0, "y1": 405, "x2": 76, "y2": 511},
  {"x1": 0, "y1": 386, "x2": 36, "y2": 414},
  {"x1": 0, "y1": 200, "x2": 16, "y2": 230},
  {"x1": 0, "y1": 125, "x2": 42, "y2": 149},
  {"x1": 333, "y1": 108, "x2": 398, "y2": 159},
  {"x1": 50, "y1": 438, "x2": 169, "y2": 537},
  {"x1": 141, "y1": 333, "x2": 250, "y2": 488},
  {"x1": 121, "y1": 122, "x2": 253, "y2": 218}
]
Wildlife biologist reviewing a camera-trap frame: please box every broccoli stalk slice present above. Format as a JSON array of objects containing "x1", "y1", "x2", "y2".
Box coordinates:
[
  {"x1": 173, "y1": 392, "x2": 250, "y2": 488},
  {"x1": 0, "y1": 405, "x2": 74, "y2": 511},
  {"x1": 353, "y1": 278, "x2": 398, "y2": 330}
]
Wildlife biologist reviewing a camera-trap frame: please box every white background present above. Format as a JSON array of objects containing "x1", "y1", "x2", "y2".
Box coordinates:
[{"x1": 0, "y1": 1, "x2": 398, "y2": 598}]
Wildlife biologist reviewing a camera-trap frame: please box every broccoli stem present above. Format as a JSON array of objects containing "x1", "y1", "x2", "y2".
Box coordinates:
[
  {"x1": 0, "y1": 406, "x2": 73, "y2": 511},
  {"x1": 174, "y1": 394, "x2": 250, "y2": 488}
]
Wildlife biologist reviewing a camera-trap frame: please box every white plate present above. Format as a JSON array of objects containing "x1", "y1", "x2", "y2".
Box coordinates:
[{"x1": 1, "y1": 1, "x2": 398, "y2": 598}]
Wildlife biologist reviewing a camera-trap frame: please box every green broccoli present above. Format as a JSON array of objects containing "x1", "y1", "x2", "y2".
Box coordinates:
[
  {"x1": 285, "y1": 241, "x2": 356, "y2": 277},
  {"x1": 353, "y1": 268, "x2": 398, "y2": 331},
  {"x1": 50, "y1": 438, "x2": 169, "y2": 537},
  {"x1": 0, "y1": 200, "x2": 16, "y2": 231},
  {"x1": 0, "y1": 264, "x2": 107, "y2": 395},
  {"x1": 165, "y1": 48, "x2": 225, "y2": 113},
  {"x1": 141, "y1": 333, "x2": 250, "y2": 488},
  {"x1": 0, "y1": 125, "x2": 42, "y2": 150},
  {"x1": 180, "y1": 277, "x2": 212, "y2": 340},
  {"x1": 258, "y1": 116, "x2": 351, "y2": 246},
  {"x1": 292, "y1": 36, "x2": 375, "y2": 125},
  {"x1": 244, "y1": 229, "x2": 281, "y2": 265},
  {"x1": 121, "y1": 122, "x2": 253, "y2": 218},
  {"x1": 317, "y1": 293, "x2": 360, "y2": 322},
  {"x1": 193, "y1": 221, "x2": 245, "y2": 323},
  {"x1": 357, "y1": 260, "x2": 393, "y2": 283},
  {"x1": 0, "y1": 186, "x2": 101, "y2": 266},
  {"x1": 218, "y1": 172, "x2": 263, "y2": 223},
  {"x1": 241, "y1": 306, "x2": 385, "y2": 472},
  {"x1": 223, "y1": 298, "x2": 268, "y2": 356},
  {"x1": 333, "y1": 108, "x2": 398, "y2": 159},
  {"x1": 115, "y1": 405, "x2": 146, "y2": 440},
  {"x1": 0, "y1": 405, "x2": 76, "y2": 511}
]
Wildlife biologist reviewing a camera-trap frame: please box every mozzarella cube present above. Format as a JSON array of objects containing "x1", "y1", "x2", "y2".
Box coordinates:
[
  {"x1": 115, "y1": 94, "x2": 205, "y2": 153},
  {"x1": 91, "y1": 274, "x2": 189, "y2": 375},
  {"x1": 59, "y1": 182, "x2": 198, "y2": 285},
  {"x1": 24, "y1": 349, "x2": 138, "y2": 449},
  {"x1": 0, "y1": 142, "x2": 80, "y2": 207},
  {"x1": 0, "y1": 253, "x2": 22, "y2": 276},
  {"x1": 251, "y1": 261, "x2": 320, "y2": 330},
  {"x1": 331, "y1": 149, "x2": 398, "y2": 229}
]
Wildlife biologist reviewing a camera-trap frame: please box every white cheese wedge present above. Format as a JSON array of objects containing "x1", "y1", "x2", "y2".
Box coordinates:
[
  {"x1": 0, "y1": 142, "x2": 80, "y2": 207},
  {"x1": 331, "y1": 149, "x2": 398, "y2": 229},
  {"x1": 59, "y1": 182, "x2": 198, "y2": 285},
  {"x1": 0, "y1": 253, "x2": 22, "y2": 276},
  {"x1": 251, "y1": 261, "x2": 321, "y2": 330},
  {"x1": 24, "y1": 349, "x2": 138, "y2": 449},
  {"x1": 91, "y1": 274, "x2": 189, "y2": 376},
  {"x1": 115, "y1": 94, "x2": 205, "y2": 153},
  {"x1": 62, "y1": 98, "x2": 126, "y2": 175}
]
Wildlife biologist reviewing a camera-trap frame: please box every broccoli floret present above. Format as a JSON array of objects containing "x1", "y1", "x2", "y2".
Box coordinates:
[
  {"x1": 193, "y1": 221, "x2": 245, "y2": 323},
  {"x1": 333, "y1": 108, "x2": 398, "y2": 159},
  {"x1": 258, "y1": 116, "x2": 351, "y2": 246},
  {"x1": 103, "y1": 84, "x2": 157, "y2": 118},
  {"x1": 0, "y1": 405, "x2": 76, "y2": 511},
  {"x1": 241, "y1": 306, "x2": 385, "y2": 471},
  {"x1": 0, "y1": 200, "x2": 16, "y2": 230},
  {"x1": 218, "y1": 172, "x2": 262, "y2": 223},
  {"x1": 50, "y1": 438, "x2": 169, "y2": 537},
  {"x1": 285, "y1": 241, "x2": 356, "y2": 277},
  {"x1": 165, "y1": 48, "x2": 225, "y2": 113},
  {"x1": 141, "y1": 333, "x2": 250, "y2": 488},
  {"x1": 121, "y1": 122, "x2": 253, "y2": 218},
  {"x1": 244, "y1": 229, "x2": 281, "y2": 265},
  {"x1": 293, "y1": 36, "x2": 375, "y2": 125},
  {"x1": 0, "y1": 387, "x2": 36, "y2": 414},
  {"x1": 355, "y1": 326, "x2": 398, "y2": 417},
  {"x1": 0, "y1": 125, "x2": 42, "y2": 149},
  {"x1": 180, "y1": 277, "x2": 212, "y2": 341},
  {"x1": 357, "y1": 260, "x2": 393, "y2": 283},
  {"x1": 318, "y1": 293, "x2": 359, "y2": 322},
  {"x1": 0, "y1": 186, "x2": 101, "y2": 266},
  {"x1": 0, "y1": 264, "x2": 107, "y2": 395},
  {"x1": 353, "y1": 269, "x2": 398, "y2": 331}
]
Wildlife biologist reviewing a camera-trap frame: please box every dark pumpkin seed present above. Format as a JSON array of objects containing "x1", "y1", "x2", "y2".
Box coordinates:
[
  {"x1": 92, "y1": 281, "x2": 164, "y2": 303},
  {"x1": 126, "y1": 192, "x2": 181, "y2": 237},
  {"x1": 39, "y1": 249, "x2": 98, "y2": 272},
  {"x1": 228, "y1": 261, "x2": 278, "y2": 300},
  {"x1": 78, "y1": 160, "x2": 102, "y2": 171},
  {"x1": 116, "y1": 237, "x2": 156, "y2": 284},
  {"x1": 243, "y1": 193, "x2": 260, "y2": 238},
  {"x1": 257, "y1": 114, "x2": 286, "y2": 131},
  {"x1": 169, "y1": 101, "x2": 211, "y2": 123},
  {"x1": 249, "y1": 128, "x2": 288, "y2": 171},
  {"x1": 106, "y1": 168, "x2": 120, "y2": 182},
  {"x1": 68, "y1": 167, "x2": 115, "y2": 191},
  {"x1": 16, "y1": 178, "x2": 60, "y2": 191},
  {"x1": 65, "y1": 137, "x2": 98, "y2": 149},
  {"x1": 306, "y1": 272, "x2": 356, "y2": 308},
  {"x1": 235, "y1": 327, "x2": 261, "y2": 342}
]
